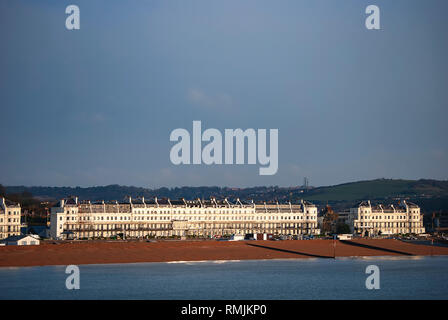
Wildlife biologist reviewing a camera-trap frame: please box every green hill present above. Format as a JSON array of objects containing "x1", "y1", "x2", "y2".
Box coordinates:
[
  {"x1": 4, "y1": 179, "x2": 448, "y2": 204},
  {"x1": 302, "y1": 179, "x2": 448, "y2": 202}
]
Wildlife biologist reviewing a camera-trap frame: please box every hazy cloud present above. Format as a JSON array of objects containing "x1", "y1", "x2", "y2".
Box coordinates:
[{"x1": 187, "y1": 88, "x2": 234, "y2": 110}]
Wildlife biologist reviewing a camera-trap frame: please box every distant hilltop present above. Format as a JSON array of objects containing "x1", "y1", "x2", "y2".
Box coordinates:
[{"x1": 4, "y1": 179, "x2": 448, "y2": 207}]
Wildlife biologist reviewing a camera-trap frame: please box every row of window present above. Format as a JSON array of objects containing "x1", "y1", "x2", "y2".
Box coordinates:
[
  {"x1": 71, "y1": 209, "x2": 317, "y2": 215},
  {"x1": 0, "y1": 226, "x2": 19, "y2": 232},
  {"x1": 0, "y1": 211, "x2": 20, "y2": 215},
  {"x1": 61, "y1": 215, "x2": 317, "y2": 222},
  {"x1": 63, "y1": 223, "x2": 172, "y2": 230},
  {"x1": 359, "y1": 215, "x2": 420, "y2": 220},
  {"x1": 0, "y1": 218, "x2": 20, "y2": 223},
  {"x1": 357, "y1": 222, "x2": 423, "y2": 227},
  {"x1": 62, "y1": 223, "x2": 317, "y2": 231},
  {"x1": 360, "y1": 210, "x2": 419, "y2": 214}
]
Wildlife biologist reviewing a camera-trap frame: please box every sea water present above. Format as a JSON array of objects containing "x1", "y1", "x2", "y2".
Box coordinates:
[{"x1": 1, "y1": 256, "x2": 447, "y2": 299}]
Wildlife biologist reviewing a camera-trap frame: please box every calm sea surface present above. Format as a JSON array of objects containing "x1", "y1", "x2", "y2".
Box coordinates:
[{"x1": 1, "y1": 256, "x2": 447, "y2": 299}]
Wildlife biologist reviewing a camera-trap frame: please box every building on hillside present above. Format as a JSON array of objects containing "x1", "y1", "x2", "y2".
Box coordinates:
[
  {"x1": 50, "y1": 196, "x2": 320, "y2": 240},
  {"x1": 349, "y1": 200, "x2": 425, "y2": 236},
  {"x1": 0, "y1": 197, "x2": 22, "y2": 239},
  {"x1": 0, "y1": 234, "x2": 40, "y2": 246}
]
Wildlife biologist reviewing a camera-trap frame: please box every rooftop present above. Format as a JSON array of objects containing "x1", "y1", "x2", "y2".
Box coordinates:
[{"x1": 55, "y1": 196, "x2": 316, "y2": 208}]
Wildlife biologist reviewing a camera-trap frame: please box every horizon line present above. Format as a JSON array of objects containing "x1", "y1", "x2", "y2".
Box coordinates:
[{"x1": 3, "y1": 177, "x2": 447, "y2": 191}]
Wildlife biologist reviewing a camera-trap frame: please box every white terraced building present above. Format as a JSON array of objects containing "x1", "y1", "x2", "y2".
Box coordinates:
[
  {"x1": 348, "y1": 200, "x2": 425, "y2": 236},
  {"x1": 50, "y1": 197, "x2": 319, "y2": 240},
  {"x1": 0, "y1": 197, "x2": 22, "y2": 240}
]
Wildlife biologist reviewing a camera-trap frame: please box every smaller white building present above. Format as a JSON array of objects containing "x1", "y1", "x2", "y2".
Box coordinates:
[
  {"x1": 1, "y1": 197, "x2": 22, "y2": 239},
  {"x1": 1, "y1": 235, "x2": 40, "y2": 246},
  {"x1": 350, "y1": 200, "x2": 425, "y2": 236}
]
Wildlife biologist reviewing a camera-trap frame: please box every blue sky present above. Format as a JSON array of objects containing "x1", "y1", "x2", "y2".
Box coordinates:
[{"x1": 0, "y1": 0, "x2": 447, "y2": 188}]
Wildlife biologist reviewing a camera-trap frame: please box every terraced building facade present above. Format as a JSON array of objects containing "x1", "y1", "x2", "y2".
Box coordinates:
[
  {"x1": 50, "y1": 197, "x2": 319, "y2": 239},
  {"x1": 349, "y1": 200, "x2": 425, "y2": 236}
]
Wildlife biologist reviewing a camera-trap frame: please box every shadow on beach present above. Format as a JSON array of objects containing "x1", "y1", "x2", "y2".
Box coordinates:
[
  {"x1": 245, "y1": 242, "x2": 334, "y2": 259},
  {"x1": 339, "y1": 240, "x2": 414, "y2": 256}
]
